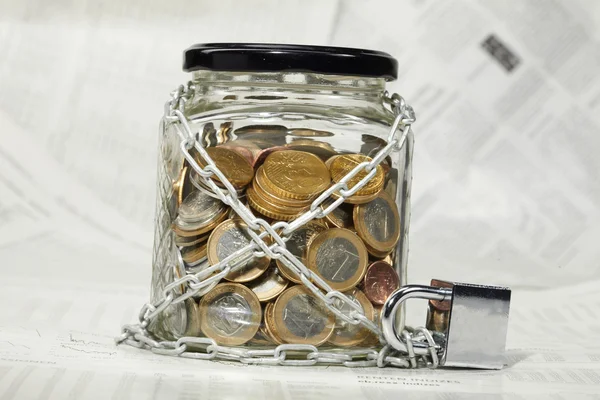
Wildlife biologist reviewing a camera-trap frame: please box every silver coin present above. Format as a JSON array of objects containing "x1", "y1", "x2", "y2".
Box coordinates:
[
  {"x1": 323, "y1": 199, "x2": 353, "y2": 227},
  {"x1": 179, "y1": 190, "x2": 224, "y2": 223},
  {"x1": 174, "y1": 208, "x2": 225, "y2": 232},
  {"x1": 332, "y1": 294, "x2": 364, "y2": 339},
  {"x1": 247, "y1": 266, "x2": 287, "y2": 300},
  {"x1": 315, "y1": 237, "x2": 360, "y2": 283},
  {"x1": 283, "y1": 294, "x2": 326, "y2": 339},
  {"x1": 164, "y1": 302, "x2": 188, "y2": 337},
  {"x1": 284, "y1": 223, "x2": 327, "y2": 262},
  {"x1": 216, "y1": 226, "x2": 261, "y2": 274},
  {"x1": 207, "y1": 293, "x2": 252, "y2": 337},
  {"x1": 364, "y1": 198, "x2": 397, "y2": 242}
]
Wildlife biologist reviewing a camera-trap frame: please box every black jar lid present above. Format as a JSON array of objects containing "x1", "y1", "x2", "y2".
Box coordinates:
[{"x1": 183, "y1": 43, "x2": 398, "y2": 81}]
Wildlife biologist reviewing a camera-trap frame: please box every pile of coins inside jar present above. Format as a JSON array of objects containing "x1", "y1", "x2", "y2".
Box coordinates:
[{"x1": 168, "y1": 134, "x2": 403, "y2": 348}]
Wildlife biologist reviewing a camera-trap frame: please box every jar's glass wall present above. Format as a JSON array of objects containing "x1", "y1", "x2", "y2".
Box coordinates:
[{"x1": 149, "y1": 71, "x2": 413, "y2": 344}]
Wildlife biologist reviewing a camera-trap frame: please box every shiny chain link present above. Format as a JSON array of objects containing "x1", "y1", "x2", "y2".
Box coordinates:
[{"x1": 117, "y1": 83, "x2": 438, "y2": 368}]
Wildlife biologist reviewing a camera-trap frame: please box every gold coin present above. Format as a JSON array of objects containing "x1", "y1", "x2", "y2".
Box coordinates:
[
  {"x1": 331, "y1": 189, "x2": 380, "y2": 205},
  {"x1": 246, "y1": 263, "x2": 289, "y2": 302},
  {"x1": 361, "y1": 305, "x2": 383, "y2": 347},
  {"x1": 252, "y1": 173, "x2": 311, "y2": 211},
  {"x1": 353, "y1": 191, "x2": 400, "y2": 255},
  {"x1": 272, "y1": 286, "x2": 334, "y2": 346},
  {"x1": 249, "y1": 328, "x2": 274, "y2": 346},
  {"x1": 325, "y1": 154, "x2": 340, "y2": 169},
  {"x1": 207, "y1": 219, "x2": 270, "y2": 282},
  {"x1": 199, "y1": 283, "x2": 261, "y2": 346},
  {"x1": 261, "y1": 150, "x2": 330, "y2": 200},
  {"x1": 255, "y1": 166, "x2": 312, "y2": 207},
  {"x1": 364, "y1": 244, "x2": 393, "y2": 259},
  {"x1": 276, "y1": 221, "x2": 328, "y2": 284},
  {"x1": 307, "y1": 228, "x2": 368, "y2": 291},
  {"x1": 329, "y1": 154, "x2": 384, "y2": 197},
  {"x1": 246, "y1": 185, "x2": 305, "y2": 222},
  {"x1": 328, "y1": 288, "x2": 375, "y2": 347},
  {"x1": 320, "y1": 200, "x2": 354, "y2": 229},
  {"x1": 194, "y1": 146, "x2": 254, "y2": 189},
  {"x1": 173, "y1": 166, "x2": 188, "y2": 207},
  {"x1": 380, "y1": 254, "x2": 394, "y2": 265},
  {"x1": 263, "y1": 302, "x2": 285, "y2": 345},
  {"x1": 180, "y1": 242, "x2": 208, "y2": 264}
]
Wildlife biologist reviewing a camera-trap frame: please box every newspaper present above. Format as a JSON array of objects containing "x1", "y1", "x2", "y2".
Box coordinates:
[{"x1": 1, "y1": 0, "x2": 599, "y2": 398}]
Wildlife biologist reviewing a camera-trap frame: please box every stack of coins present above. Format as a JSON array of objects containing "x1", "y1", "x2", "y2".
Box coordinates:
[
  {"x1": 247, "y1": 150, "x2": 331, "y2": 221},
  {"x1": 168, "y1": 139, "x2": 403, "y2": 348}
]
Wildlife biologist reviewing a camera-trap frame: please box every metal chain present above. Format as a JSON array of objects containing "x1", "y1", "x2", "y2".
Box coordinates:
[{"x1": 116, "y1": 83, "x2": 438, "y2": 368}]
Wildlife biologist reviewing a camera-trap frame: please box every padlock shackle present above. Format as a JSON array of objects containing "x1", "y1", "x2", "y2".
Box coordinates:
[{"x1": 381, "y1": 285, "x2": 453, "y2": 355}]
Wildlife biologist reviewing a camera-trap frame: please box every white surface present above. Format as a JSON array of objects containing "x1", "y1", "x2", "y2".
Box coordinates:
[{"x1": 1, "y1": 0, "x2": 600, "y2": 398}]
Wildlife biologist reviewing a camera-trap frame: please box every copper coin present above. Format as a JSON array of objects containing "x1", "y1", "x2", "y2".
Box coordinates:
[
  {"x1": 362, "y1": 261, "x2": 399, "y2": 305},
  {"x1": 429, "y1": 279, "x2": 453, "y2": 312}
]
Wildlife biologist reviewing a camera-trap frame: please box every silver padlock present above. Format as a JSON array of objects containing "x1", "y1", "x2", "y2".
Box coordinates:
[{"x1": 381, "y1": 279, "x2": 511, "y2": 369}]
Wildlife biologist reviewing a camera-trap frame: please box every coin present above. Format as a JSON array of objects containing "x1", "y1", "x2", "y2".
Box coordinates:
[
  {"x1": 307, "y1": 228, "x2": 368, "y2": 291},
  {"x1": 427, "y1": 306, "x2": 449, "y2": 333},
  {"x1": 173, "y1": 208, "x2": 228, "y2": 237},
  {"x1": 194, "y1": 146, "x2": 254, "y2": 189},
  {"x1": 329, "y1": 154, "x2": 384, "y2": 200},
  {"x1": 246, "y1": 263, "x2": 289, "y2": 302},
  {"x1": 276, "y1": 221, "x2": 328, "y2": 284},
  {"x1": 353, "y1": 191, "x2": 400, "y2": 255},
  {"x1": 199, "y1": 283, "x2": 261, "y2": 346},
  {"x1": 180, "y1": 242, "x2": 208, "y2": 265},
  {"x1": 362, "y1": 261, "x2": 399, "y2": 305},
  {"x1": 428, "y1": 279, "x2": 453, "y2": 312},
  {"x1": 332, "y1": 189, "x2": 380, "y2": 205},
  {"x1": 207, "y1": 219, "x2": 270, "y2": 282},
  {"x1": 261, "y1": 150, "x2": 330, "y2": 200},
  {"x1": 160, "y1": 298, "x2": 201, "y2": 340},
  {"x1": 246, "y1": 185, "x2": 306, "y2": 221},
  {"x1": 263, "y1": 302, "x2": 284, "y2": 345},
  {"x1": 380, "y1": 254, "x2": 394, "y2": 265},
  {"x1": 175, "y1": 233, "x2": 209, "y2": 248},
  {"x1": 151, "y1": 266, "x2": 200, "y2": 340},
  {"x1": 254, "y1": 166, "x2": 312, "y2": 207},
  {"x1": 189, "y1": 169, "x2": 246, "y2": 198},
  {"x1": 252, "y1": 146, "x2": 288, "y2": 168},
  {"x1": 173, "y1": 165, "x2": 188, "y2": 207},
  {"x1": 320, "y1": 200, "x2": 354, "y2": 229},
  {"x1": 272, "y1": 286, "x2": 334, "y2": 346},
  {"x1": 250, "y1": 328, "x2": 274, "y2": 346},
  {"x1": 178, "y1": 190, "x2": 225, "y2": 223},
  {"x1": 220, "y1": 140, "x2": 262, "y2": 165},
  {"x1": 361, "y1": 305, "x2": 383, "y2": 347},
  {"x1": 328, "y1": 288, "x2": 375, "y2": 347}
]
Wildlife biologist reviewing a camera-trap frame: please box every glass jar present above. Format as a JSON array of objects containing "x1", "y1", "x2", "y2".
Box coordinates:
[{"x1": 148, "y1": 44, "x2": 415, "y2": 354}]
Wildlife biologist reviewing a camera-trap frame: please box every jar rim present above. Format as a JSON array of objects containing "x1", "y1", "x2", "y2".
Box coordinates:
[{"x1": 183, "y1": 43, "x2": 398, "y2": 81}]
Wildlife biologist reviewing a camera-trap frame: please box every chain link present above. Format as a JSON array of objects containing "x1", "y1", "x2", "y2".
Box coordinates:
[{"x1": 117, "y1": 82, "x2": 437, "y2": 368}]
